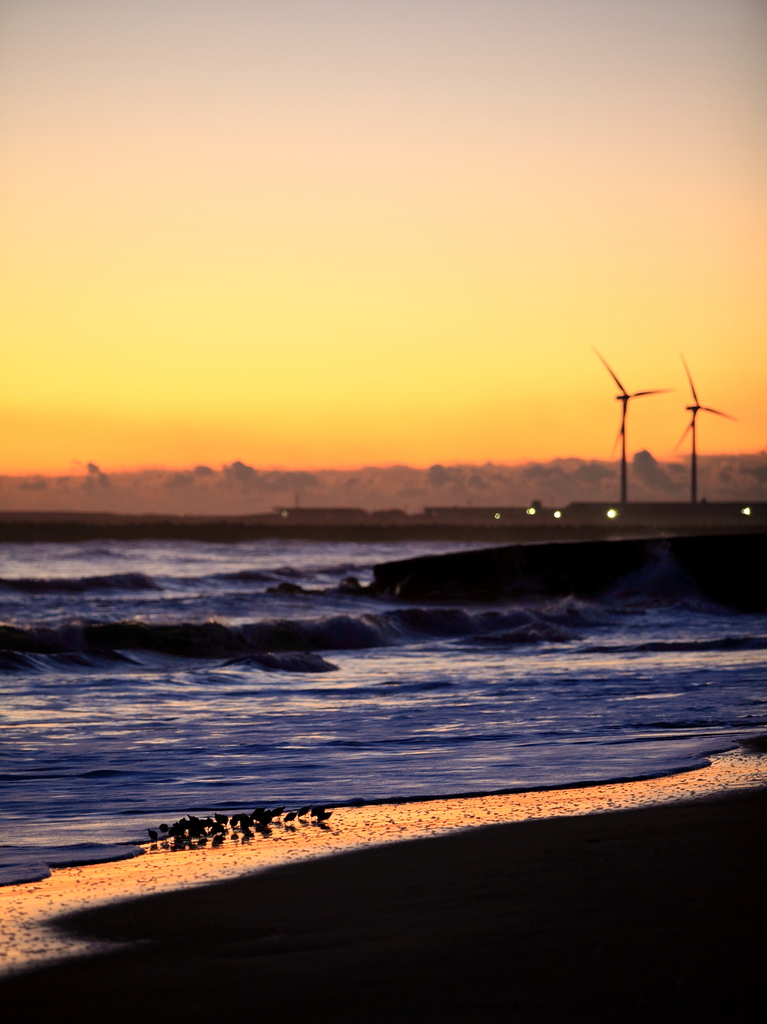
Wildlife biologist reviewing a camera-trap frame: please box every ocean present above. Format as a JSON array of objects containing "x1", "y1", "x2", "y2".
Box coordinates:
[{"x1": 1, "y1": 538, "x2": 765, "y2": 885}]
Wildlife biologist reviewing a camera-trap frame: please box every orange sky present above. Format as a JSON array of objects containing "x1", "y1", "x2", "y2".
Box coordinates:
[{"x1": 1, "y1": 0, "x2": 765, "y2": 475}]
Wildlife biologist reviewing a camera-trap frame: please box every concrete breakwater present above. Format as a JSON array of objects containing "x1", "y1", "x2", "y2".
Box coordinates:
[{"x1": 371, "y1": 533, "x2": 767, "y2": 611}]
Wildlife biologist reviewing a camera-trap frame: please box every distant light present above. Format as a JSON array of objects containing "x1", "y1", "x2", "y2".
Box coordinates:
[
  {"x1": 526, "y1": 507, "x2": 536, "y2": 515},
  {"x1": 281, "y1": 509, "x2": 289, "y2": 518},
  {"x1": 553, "y1": 510, "x2": 562, "y2": 519},
  {"x1": 494, "y1": 512, "x2": 501, "y2": 519},
  {"x1": 741, "y1": 507, "x2": 751, "y2": 516},
  {"x1": 606, "y1": 509, "x2": 618, "y2": 519}
]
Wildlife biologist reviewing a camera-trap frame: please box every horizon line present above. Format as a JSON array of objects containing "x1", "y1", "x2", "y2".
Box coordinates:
[{"x1": 0, "y1": 450, "x2": 764, "y2": 479}]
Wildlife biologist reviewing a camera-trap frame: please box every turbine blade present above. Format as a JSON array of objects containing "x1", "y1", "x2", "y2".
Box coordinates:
[
  {"x1": 673, "y1": 421, "x2": 693, "y2": 451},
  {"x1": 701, "y1": 406, "x2": 737, "y2": 421},
  {"x1": 593, "y1": 348, "x2": 628, "y2": 395},
  {"x1": 679, "y1": 353, "x2": 699, "y2": 405},
  {"x1": 610, "y1": 424, "x2": 623, "y2": 457},
  {"x1": 631, "y1": 389, "x2": 674, "y2": 397}
]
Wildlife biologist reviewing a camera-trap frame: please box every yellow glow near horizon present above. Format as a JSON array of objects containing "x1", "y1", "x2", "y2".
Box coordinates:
[{"x1": 1, "y1": 1, "x2": 765, "y2": 474}]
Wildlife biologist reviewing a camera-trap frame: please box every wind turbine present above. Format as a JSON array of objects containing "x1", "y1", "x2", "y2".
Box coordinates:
[
  {"x1": 594, "y1": 350, "x2": 671, "y2": 504},
  {"x1": 677, "y1": 355, "x2": 736, "y2": 504}
]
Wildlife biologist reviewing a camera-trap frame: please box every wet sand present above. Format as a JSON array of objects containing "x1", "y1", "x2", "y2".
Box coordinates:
[{"x1": 1, "y1": 747, "x2": 766, "y2": 1021}]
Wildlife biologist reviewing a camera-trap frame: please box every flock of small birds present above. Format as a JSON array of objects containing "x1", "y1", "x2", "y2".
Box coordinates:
[{"x1": 146, "y1": 806, "x2": 334, "y2": 847}]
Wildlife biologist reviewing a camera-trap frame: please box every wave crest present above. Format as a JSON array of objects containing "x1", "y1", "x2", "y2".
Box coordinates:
[{"x1": 0, "y1": 572, "x2": 159, "y2": 593}]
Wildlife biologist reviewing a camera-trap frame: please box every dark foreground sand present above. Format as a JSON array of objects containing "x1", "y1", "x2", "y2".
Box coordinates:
[{"x1": 3, "y1": 788, "x2": 765, "y2": 1023}]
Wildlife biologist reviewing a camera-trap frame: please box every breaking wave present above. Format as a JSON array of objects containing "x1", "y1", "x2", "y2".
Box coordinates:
[
  {"x1": 0, "y1": 606, "x2": 562, "y2": 662},
  {"x1": 582, "y1": 636, "x2": 767, "y2": 654},
  {"x1": 0, "y1": 573, "x2": 159, "y2": 593},
  {"x1": 0, "y1": 649, "x2": 140, "y2": 672},
  {"x1": 2, "y1": 601, "x2": 764, "y2": 668},
  {"x1": 222, "y1": 652, "x2": 339, "y2": 672}
]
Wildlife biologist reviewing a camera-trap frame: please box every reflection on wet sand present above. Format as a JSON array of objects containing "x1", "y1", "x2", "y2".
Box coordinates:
[{"x1": 1, "y1": 745, "x2": 765, "y2": 976}]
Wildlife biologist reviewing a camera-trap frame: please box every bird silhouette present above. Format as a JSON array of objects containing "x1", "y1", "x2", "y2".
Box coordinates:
[{"x1": 147, "y1": 799, "x2": 340, "y2": 847}]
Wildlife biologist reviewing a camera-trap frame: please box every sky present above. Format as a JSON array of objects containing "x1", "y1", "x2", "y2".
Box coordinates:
[{"x1": 1, "y1": 0, "x2": 765, "y2": 474}]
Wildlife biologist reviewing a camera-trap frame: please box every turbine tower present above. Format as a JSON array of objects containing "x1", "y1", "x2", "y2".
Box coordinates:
[
  {"x1": 678, "y1": 356, "x2": 735, "y2": 504},
  {"x1": 594, "y1": 350, "x2": 670, "y2": 504}
]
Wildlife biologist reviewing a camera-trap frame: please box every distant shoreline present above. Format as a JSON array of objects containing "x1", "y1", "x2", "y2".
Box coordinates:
[{"x1": 0, "y1": 509, "x2": 764, "y2": 543}]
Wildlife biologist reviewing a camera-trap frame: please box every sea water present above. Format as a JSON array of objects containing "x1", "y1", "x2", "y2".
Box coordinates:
[{"x1": 0, "y1": 538, "x2": 765, "y2": 884}]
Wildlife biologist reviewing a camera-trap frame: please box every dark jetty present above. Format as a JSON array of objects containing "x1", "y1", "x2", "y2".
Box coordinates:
[{"x1": 370, "y1": 533, "x2": 766, "y2": 611}]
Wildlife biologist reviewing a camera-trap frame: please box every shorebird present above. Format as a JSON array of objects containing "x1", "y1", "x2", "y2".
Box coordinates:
[
  {"x1": 186, "y1": 816, "x2": 204, "y2": 837},
  {"x1": 147, "y1": 800, "x2": 342, "y2": 847}
]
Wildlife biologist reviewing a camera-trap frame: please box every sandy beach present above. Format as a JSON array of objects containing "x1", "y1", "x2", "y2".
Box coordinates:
[{"x1": 2, "y1": 745, "x2": 766, "y2": 1023}]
